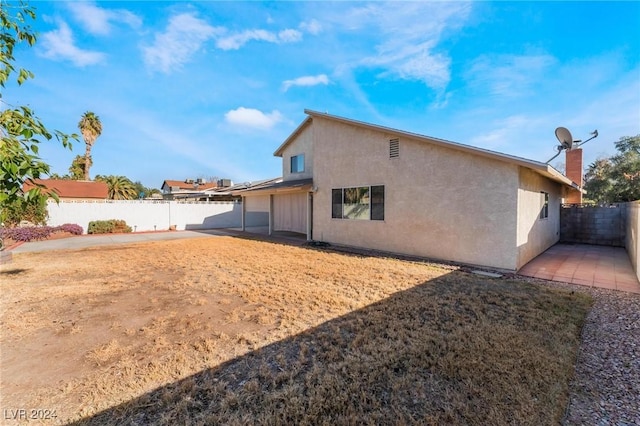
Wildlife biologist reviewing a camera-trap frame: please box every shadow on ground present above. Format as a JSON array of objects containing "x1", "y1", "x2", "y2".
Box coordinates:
[{"x1": 70, "y1": 272, "x2": 590, "y2": 425}]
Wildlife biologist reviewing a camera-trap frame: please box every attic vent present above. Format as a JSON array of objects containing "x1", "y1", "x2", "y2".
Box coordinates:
[{"x1": 389, "y1": 138, "x2": 399, "y2": 158}]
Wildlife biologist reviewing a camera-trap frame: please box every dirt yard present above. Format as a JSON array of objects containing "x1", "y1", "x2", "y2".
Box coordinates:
[{"x1": 0, "y1": 235, "x2": 591, "y2": 425}]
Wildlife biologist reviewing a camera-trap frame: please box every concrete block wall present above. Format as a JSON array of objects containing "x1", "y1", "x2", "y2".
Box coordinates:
[
  {"x1": 46, "y1": 200, "x2": 241, "y2": 233},
  {"x1": 625, "y1": 201, "x2": 640, "y2": 281},
  {"x1": 560, "y1": 204, "x2": 627, "y2": 246}
]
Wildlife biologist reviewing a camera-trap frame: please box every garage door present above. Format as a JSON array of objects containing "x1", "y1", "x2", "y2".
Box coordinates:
[{"x1": 273, "y1": 193, "x2": 307, "y2": 234}]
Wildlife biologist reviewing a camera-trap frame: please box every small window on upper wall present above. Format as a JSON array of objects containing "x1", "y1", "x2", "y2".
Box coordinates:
[
  {"x1": 540, "y1": 191, "x2": 549, "y2": 219},
  {"x1": 291, "y1": 154, "x2": 304, "y2": 173}
]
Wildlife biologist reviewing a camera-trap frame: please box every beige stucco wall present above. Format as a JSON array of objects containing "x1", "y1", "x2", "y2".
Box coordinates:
[
  {"x1": 243, "y1": 194, "x2": 270, "y2": 227},
  {"x1": 626, "y1": 201, "x2": 640, "y2": 281},
  {"x1": 280, "y1": 123, "x2": 314, "y2": 181},
  {"x1": 309, "y1": 117, "x2": 520, "y2": 270},
  {"x1": 516, "y1": 168, "x2": 562, "y2": 269},
  {"x1": 245, "y1": 194, "x2": 269, "y2": 212}
]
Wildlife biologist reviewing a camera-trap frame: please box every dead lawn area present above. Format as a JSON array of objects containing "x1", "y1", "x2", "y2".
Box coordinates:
[{"x1": 0, "y1": 236, "x2": 592, "y2": 425}]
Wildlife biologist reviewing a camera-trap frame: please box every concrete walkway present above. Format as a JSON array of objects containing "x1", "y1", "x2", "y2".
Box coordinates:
[
  {"x1": 5, "y1": 228, "x2": 307, "y2": 255},
  {"x1": 8, "y1": 230, "x2": 223, "y2": 254},
  {"x1": 519, "y1": 243, "x2": 640, "y2": 294}
]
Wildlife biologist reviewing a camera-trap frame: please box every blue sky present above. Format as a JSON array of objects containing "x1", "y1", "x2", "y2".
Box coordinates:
[{"x1": 4, "y1": 1, "x2": 639, "y2": 188}]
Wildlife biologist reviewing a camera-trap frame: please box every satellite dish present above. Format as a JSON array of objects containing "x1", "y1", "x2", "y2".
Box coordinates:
[{"x1": 555, "y1": 127, "x2": 573, "y2": 150}]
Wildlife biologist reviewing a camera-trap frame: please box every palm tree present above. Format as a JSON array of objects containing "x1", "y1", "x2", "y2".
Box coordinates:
[
  {"x1": 78, "y1": 111, "x2": 102, "y2": 180},
  {"x1": 96, "y1": 175, "x2": 137, "y2": 200},
  {"x1": 68, "y1": 155, "x2": 89, "y2": 180}
]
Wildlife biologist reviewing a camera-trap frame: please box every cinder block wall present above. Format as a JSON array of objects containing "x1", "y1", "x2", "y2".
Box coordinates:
[
  {"x1": 625, "y1": 201, "x2": 640, "y2": 281},
  {"x1": 560, "y1": 204, "x2": 627, "y2": 246}
]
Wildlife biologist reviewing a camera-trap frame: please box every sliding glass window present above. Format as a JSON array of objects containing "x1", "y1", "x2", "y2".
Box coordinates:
[{"x1": 332, "y1": 185, "x2": 384, "y2": 221}]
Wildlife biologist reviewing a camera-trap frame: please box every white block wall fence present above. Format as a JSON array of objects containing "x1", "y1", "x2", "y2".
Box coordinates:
[{"x1": 46, "y1": 200, "x2": 242, "y2": 233}]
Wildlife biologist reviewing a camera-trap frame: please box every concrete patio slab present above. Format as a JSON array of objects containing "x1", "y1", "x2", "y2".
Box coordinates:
[{"x1": 519, "y1": 243, "x2": 640, "y2": 294}]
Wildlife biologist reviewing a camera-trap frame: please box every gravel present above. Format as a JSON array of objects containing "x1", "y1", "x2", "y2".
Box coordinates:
[{"x1": 548, "y1": 283, "x2": 640, "y2": 425}]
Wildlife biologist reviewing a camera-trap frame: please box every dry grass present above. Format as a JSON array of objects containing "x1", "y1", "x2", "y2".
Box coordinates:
[{"x1": 0, "y1": 236, "x2": 592, "y2": 425}]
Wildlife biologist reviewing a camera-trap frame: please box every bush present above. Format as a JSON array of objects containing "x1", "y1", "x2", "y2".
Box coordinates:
[
  {"x1": 88, "y1": 219, "x2": 132, "y2": 234},
  {"x1": 58, "y1": 223, "x2": 83, "y2": 235},
  {"x1": 2, "y1": 196, "x2": 48, "y2": 226},
  {"x1": 0, "y1": 224, "x2": 84, "y2": 242}
]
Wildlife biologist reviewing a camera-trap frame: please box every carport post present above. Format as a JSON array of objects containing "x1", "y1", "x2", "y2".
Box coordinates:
[
  {"x1": 241, "y1": 196, "x2": 246, "y2": 231},
  {"x1": 269, "y1": 194, "x2": 274, "y2": 236},
  {"x1": 307, "y1": 192, "x2": 312, "y2": 241}
]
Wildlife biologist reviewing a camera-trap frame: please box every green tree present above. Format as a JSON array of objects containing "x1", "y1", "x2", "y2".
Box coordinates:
[
  {"x1": 584, "y1": 135, "x2": 640, "y2": 203},
  {"x1": 3, "y1": 195, "x2": 47, "y2": 226},
  {"x1": 133, "y1": 180, "x2": 146, "y2": 199},
  {"x1": 1, "y1": 0, "x2": 75, "y2": 224},
  {"x1": 48, "y1": 173, "x2": 70, "y2": 180},
  {"x1": 69, "y1": 154, "x2": 89, "y2": 180},
  {"x1": 78, "y1": 111, "x2": 102, "y2": 180},
  {"x1": 131, "y1": 180, "x2": 161, "y2": 199},
  {"x1": 96, "y1": 175, "x2": 137, "y2": 200}
]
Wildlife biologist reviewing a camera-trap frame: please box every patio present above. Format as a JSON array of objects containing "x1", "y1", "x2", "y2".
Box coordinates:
[{"x1": 519, "y1": 243, "x2": 640, "y2": 294}]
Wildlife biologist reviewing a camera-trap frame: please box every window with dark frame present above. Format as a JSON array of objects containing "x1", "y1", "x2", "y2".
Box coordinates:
[
  {"x1": 332, "y1": 185, "x2": 384, "y2": 221},
  {"x1": 540, "y1": 191, "x2": 549, "y2": 219},
  {"x1": 291, "y1": 154, "x2": 304, "y2": 173}
]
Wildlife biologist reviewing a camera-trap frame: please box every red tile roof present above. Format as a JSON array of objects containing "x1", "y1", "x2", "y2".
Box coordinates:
[{"x1": 23, "y1": 179, "x2": 109, "y2": 199}]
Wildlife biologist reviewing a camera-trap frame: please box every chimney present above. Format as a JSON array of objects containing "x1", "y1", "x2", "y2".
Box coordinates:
[{"x1": 565, "y1": 148, "x2": 583, "y2": 204}]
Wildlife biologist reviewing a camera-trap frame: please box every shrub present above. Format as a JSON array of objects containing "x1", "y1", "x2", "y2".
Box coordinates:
[
  {"x1": 88, "y1": 220, "x2": 132, "y2": 234},
  {"x1": 2, "y1": 196, "x2": 48, "y2": 226},
  {"x1": 0, "y1": 224, "x2": 84, "y2": 243},
  {"x1": 58, "y1": 223, "x2": 83, "y2": 235}
]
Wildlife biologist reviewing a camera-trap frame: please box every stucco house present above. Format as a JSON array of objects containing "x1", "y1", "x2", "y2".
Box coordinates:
[
  {"x1": 161, "y1": 179, "x2": 219, "y2": 200},
  {"x1": 236, "y1": 110, "x2": 581, "y2": 271}
]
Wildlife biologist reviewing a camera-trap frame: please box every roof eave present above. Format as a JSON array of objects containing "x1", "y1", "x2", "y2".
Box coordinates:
[{"x1": 273, "y1": 116, "x2": 312, "y2": 157}]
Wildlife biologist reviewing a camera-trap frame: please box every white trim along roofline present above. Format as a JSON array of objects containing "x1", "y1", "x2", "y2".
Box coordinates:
[{"x1": 274, "y1": 109, "x2": 579, "y2": 190}]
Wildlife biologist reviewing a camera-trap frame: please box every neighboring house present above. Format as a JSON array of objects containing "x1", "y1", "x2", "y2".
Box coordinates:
[
  {"x1": 161, "y1": 178, "x2": 224, "y2": 201},
  {"x1": 23, "y1": 179, "x2": 108, "y2": 201},
  {"x1": 235, "y1": 110, "x2": 583, "y2": 271}
]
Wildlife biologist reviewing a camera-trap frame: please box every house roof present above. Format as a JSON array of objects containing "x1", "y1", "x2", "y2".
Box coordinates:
[
  {"x1": 232, "y1": 178, "x2": 313, "y2": 195},
  {"x1": 274, "y1": 109, "x2": 578, "y2": 190},
  {"x1": 162, "y1": 180, "x2": 218, "y2": 191},
  {"x1": 24, "y1": 179, "x2": 109, "y2": 199},
  {"x1": 215, "y1": 178, "x2": 282, "y2": 194}
]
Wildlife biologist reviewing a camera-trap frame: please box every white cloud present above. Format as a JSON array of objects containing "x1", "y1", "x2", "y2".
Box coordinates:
[
  {"x1": 142, "y1": 13, "x2": 223, "y2": 73},
  {"x1": 465, "y1": 53, "x2": 557, "y2": 97},
  {"x1": 216, "y1": 28, "x2": 302, "y2": 50},
  {"x1": 330, "y1": 2, "x2": 472, "y2": 93},
  {"x1": 67, "y1": 1, "x2": 141, "y2": 36},
  {"x1": 278, "y1": 29, "x2": 303, "y2": 43},
  {"x1": 300, "y1": 19, "x2": 322, "y2": 35},
  {"x1": 224, "y1": 107, "x2": 283, "y2": 129},
  {"x1": 40, "y1": 21, "x2": 105, "y2": 66},
  {"x1": 282, "y1": 74, "x2": 330, "y2": 91},
  {"x1": 469, "y1": 115, "x2": 533, "y2": 150}
]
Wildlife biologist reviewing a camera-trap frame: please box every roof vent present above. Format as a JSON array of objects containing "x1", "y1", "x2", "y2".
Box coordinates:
[{"x1": 389, "y1": 138, "x2": 399, "y2": 158}]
